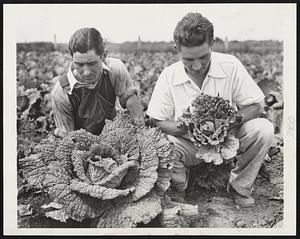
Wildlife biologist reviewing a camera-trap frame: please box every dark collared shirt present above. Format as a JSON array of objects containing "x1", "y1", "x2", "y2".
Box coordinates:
[{"x1": 51, "y1": 57, "x2": 137, "y2": 132}]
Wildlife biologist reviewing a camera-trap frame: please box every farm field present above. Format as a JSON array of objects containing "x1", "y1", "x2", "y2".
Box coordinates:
[{"x1": 17, "y1": 47, "x2": 284, "y2": 228}]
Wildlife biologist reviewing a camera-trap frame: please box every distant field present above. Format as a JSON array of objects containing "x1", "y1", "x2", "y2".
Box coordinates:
[{"x1": 17, "y1": 39, "x2": 283, "y2": 55}]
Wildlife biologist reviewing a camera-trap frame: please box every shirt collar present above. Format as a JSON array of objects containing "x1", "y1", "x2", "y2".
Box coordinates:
[
  {"x1": 173, "y1": 52, "x2": 227, "y2": 86},
  {"x1": 207, "y1": 52, "x2": 227, "y2": 79},
  {"x1": 66, "y1": 62, "x2": 111, "y2": 94}
]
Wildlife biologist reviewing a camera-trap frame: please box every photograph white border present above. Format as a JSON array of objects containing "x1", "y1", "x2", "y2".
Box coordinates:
[{"x1": 3, "y1": 3, "x2": 297, "y2": 235}]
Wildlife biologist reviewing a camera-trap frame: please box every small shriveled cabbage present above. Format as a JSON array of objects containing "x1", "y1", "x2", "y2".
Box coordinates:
[
  {"x1": 177, "y1": 94, "x2": 241, "y2": 165},
  {"x1": 19, "y1": 112, "x2": 176, "y2": 227}
]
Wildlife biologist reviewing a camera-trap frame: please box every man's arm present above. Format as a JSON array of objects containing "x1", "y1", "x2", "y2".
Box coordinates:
[
  {"x1": 229, "y1": 101, "x2": 264, "y2": 130},
  {"x1": 154, "y1": 101, "x2": 264, "y2": 134},
  {"x1": 230, "y1": 56, "x2": 266, "y2": 130},
  {"x1": 146, "y1": 67, "x2": 179, "y2": 136},
  {"x1": 154, "y1": 120, "x2": 187, "y2": 136},
  {"x1": 125, "y1": 94, "x2": 145, "y2": 124},
  {"x1": 51, "y1": 82, "x2": 75, "y2": 136},
  {"x1": 107, "y1": 58, "x2": 145, "y2": 124}
]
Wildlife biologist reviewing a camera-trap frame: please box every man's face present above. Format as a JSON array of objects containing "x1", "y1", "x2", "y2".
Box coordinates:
[
  {"x1": 177, "y1": 43, "x2": 212, "y2": 79},
  {"x1": 72, "y1": 49, "x2": 103, "y2": 84}
]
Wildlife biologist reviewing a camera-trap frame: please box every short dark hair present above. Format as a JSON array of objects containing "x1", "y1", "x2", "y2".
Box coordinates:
[
  {"x1": 173, "y1": 13, "x2": 214, "y2": 50},
  {"x1": 68, "y1": 27, "x2": 105, "y2": 56}
]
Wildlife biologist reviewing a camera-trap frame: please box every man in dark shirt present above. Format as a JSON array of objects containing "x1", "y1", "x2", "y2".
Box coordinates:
[{"x1": 52, "y1": 27, "x2": 144, "y2": 136}]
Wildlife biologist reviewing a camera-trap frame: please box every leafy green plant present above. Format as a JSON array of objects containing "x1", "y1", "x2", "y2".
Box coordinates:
[
  {"x1": 19, "y1": 113, "x2": 178, "y2": 227},
  {"x1": 177, "y1": 94, "x2": 241, "y2": 165}
]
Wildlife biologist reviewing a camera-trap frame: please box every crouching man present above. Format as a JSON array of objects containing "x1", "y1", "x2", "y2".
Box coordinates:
[
  {"x1": 146, "y1": 13, "x2": 274, "y2": 207},
  {"x1": 52, "y1": 27, "x2": 144, "y2": 137}
]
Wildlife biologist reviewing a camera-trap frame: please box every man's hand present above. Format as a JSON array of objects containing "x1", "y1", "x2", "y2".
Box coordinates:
[
  {"x1": 125, "y1": 94, "x2": 145, "y2": 125},
  {"x1": 53, "y1": 128, "x2": 68, "y2": 138}
]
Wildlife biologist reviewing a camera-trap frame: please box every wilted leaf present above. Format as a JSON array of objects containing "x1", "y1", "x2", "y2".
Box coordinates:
[
  {"x1": 41, "y1": 202, "x2": 64, "y2": 210},
  {"x1": 18, "y1": 204, "x2": 33, "y2": 217},
  {"x1": 159, "y1": 202, "x2": 199, "y2": 228},
  {"x1": 45, "y1": 209, "x2": 69, "y2": 222}
]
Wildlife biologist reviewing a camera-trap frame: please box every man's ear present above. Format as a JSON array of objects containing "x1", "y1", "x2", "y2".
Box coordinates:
[
  {"x1": 173, "y1": 44, "x2": 179, "y2": 52},
  {"x1": 102, "y1": 49, "x2": 108, "y2": 62},
  {"x1": 210, "y1": 39, "x2": 215, "y2": 49}
]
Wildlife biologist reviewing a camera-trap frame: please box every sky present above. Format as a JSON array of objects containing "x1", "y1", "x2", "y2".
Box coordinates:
[{"x1": 5, "y1": 4, "x2": 293, "y2": 43}]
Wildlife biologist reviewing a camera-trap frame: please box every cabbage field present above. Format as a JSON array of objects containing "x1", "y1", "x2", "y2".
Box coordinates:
[{"x1": 17, "y1": 47, "x2": 284, "y2": 228}]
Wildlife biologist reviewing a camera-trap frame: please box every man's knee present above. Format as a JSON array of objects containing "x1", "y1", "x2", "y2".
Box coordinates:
[
  {"x1": 171, "y1": 177, "x2": 188, "y2": 192},
  {"x1": 171, "y1": 162, "x2": 189, "y2": 192},
  {"x1": 168, "y1": 135, "x2": 184, "y2": 149},
  {"x1": 171, "y1": 148, "x2": 188, "y2": 192},
  {"x1": 242, "y1": 118, "x2": 274, "y2": 143}
]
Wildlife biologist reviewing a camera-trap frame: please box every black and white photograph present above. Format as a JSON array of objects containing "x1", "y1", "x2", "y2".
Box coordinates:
[{"x1": 3, "y1": 3, "x2": 296, "y2": 235}]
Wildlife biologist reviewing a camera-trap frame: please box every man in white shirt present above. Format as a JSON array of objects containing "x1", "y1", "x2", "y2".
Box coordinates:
[{"x1": 147, "y1": 13, "x2": 274, "y2": 207}]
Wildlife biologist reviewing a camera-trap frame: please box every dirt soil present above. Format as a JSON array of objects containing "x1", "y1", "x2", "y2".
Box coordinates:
[{"x1": 186, "y1": 175, "x2": 283, "y2": 228}]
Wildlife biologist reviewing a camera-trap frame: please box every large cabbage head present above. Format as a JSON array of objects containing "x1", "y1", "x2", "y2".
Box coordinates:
[
  {"x1": 178, "y1": 94, "x2": 240, "y2": 165},
  {"x1": 19, "y1": 112, "x2": 176, "y2": 227}
]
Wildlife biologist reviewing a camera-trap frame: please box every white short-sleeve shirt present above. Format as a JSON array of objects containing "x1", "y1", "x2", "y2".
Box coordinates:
[{"x1": 147, "y1": 52, "x2": 265, "y2": 121}]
